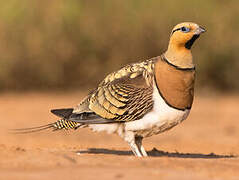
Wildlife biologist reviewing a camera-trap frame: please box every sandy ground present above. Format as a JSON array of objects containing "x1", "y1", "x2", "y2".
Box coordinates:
[{"x1": 0, "y1": 92, "x2": 239, "y2": 180}]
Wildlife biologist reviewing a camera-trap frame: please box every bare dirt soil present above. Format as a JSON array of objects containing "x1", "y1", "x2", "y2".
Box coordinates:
[{"x1": 0, "y1": 92, "x2": 239, "y2": 180}]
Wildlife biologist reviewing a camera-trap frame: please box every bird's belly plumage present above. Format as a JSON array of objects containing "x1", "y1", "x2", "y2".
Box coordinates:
[
  {"x1": 89, "y1": 85, "x2": 190, "y2": 138},
  {"x1": 125, "y1": 85, "x2": 190, "y2": 137}
]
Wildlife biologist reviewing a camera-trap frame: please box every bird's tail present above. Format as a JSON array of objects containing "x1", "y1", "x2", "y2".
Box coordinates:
[{"x1": 10, "y1": 119, "x2": 82, "y2": 134}]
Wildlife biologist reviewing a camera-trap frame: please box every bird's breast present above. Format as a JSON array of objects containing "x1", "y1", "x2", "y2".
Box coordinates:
[{"x1": 154, "y1": 57, "x2": 195, "y2": 110}]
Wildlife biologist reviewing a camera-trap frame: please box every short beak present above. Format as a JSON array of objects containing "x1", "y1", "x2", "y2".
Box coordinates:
[{"x1": 194, "y1": 26, "x2": 206, "y2": 35}]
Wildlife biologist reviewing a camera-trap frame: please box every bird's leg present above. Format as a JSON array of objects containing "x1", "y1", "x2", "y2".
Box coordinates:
[
  {"x1": 123, "y1": 132, "x2": 143, "y2": 157},
  {"x1": 135, "y1": 136, "x2": 148, "y2": 157},
  {"x1": 128, "y1": 140, "x2": 142, "y2": 157}
]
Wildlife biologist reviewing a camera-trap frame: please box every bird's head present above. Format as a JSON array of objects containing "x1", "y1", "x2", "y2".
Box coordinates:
[{"x1": 168, "y1": 22, "x2": 206, "y2": 50}]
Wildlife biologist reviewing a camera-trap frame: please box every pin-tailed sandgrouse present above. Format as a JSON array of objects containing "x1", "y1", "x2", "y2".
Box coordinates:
[{"x1": 15, "y1": 22, "x2": 205, "y2": 157}]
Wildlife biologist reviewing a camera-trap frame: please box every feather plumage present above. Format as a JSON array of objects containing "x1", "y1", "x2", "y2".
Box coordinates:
[{"x1": 12, "y1": 22, "x2": 205, "y2": 157}]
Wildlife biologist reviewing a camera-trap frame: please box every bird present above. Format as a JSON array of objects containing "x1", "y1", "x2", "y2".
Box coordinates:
[{"x1": 13, "y1": 22, "x2": 205, "y2": 157}]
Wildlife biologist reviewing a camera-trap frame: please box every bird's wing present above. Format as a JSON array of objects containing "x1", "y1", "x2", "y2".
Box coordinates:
[
  {"x1": 52, "y1": 57, "x2": 157, "y2": 124},
  {"x1": 12, "y1": 58, "x2": 157, "y2": 134}
]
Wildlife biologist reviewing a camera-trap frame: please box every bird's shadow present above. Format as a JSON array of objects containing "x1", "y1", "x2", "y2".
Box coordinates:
[{"x1": 76, "y1": 148, "x2": 236, "y2": 159}]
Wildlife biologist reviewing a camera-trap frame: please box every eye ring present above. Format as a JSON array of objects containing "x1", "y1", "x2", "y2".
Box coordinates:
[{"x1": 181, "y1": 26, "x2": 190, "y2": 33}]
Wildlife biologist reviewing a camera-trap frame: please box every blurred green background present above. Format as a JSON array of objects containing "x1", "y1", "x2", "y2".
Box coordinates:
[{"x1": 0, "y1": 0, "x2": 238, "y2": 92}]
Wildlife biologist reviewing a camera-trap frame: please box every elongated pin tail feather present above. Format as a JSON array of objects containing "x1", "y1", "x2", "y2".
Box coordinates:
[
  {"x1": 10, "y1": 119, "x2": 80, "y2": 134},
  {"x1": 10, "y1": 123, "x2": 54, "y2": 131},
  {"x1": 11, "y1": 126, "x2": 57, "y2": 134},
  {"x1": 10, "y1": 123, "x2": 57, "y2": 134}
]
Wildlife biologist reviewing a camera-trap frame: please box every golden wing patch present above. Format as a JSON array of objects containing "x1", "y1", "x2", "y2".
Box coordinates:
[
  {"x1": 89, "y1": 71, "x2": 154, "y2": 121},
  {"x1": 71, "y1": 56, "x2": 158, "y2": 124},
  {"x1": 75, "y1": 57, "x2": 158, "y2": 122}
]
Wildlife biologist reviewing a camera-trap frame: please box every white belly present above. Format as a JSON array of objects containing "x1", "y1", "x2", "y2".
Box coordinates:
[
  {"x1": 89, "y1": 85, "x2": 190, "y2": 138},
  {"x1": 125, "y1": 85, "x2": 190, "y2": 137}
]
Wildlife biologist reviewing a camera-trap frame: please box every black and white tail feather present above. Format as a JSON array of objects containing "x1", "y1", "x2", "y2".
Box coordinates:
[{"x1": 11, "y1": 108, "x2": 115, "y2": 134}]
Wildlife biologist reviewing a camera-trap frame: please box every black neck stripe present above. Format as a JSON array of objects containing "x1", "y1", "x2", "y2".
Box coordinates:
[{"x1": 161, "y1": 55, "x2": 195, "y2": 71}]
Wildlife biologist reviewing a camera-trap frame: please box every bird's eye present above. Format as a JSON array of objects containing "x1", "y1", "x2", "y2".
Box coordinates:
[{"x1": 181, "y1": 26, "x2": 190, "y2": 33}]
